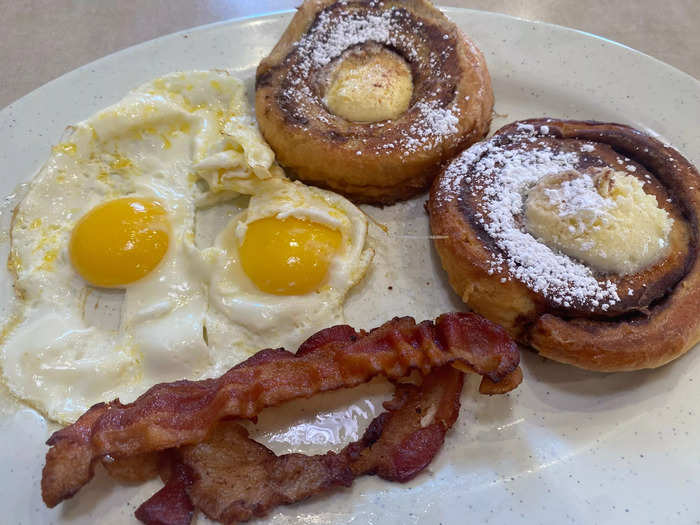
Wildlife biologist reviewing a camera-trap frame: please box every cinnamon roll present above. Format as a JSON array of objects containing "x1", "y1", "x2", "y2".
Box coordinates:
[
  {"x1": 428, "y1": 119, "x2": 700, "y2": 371},
  {"x1": 255, "y1": 0, "x2": 493, "y2": 205}
]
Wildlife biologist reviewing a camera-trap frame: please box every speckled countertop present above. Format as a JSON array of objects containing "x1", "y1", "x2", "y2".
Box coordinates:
[{"x1": 2, "y1": 0, "x2": 698, "y2": 109}]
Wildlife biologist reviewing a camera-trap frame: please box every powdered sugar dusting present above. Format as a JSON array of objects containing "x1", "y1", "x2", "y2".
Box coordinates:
[
  {"x1": 401, "y1": 101, "x2": 460, "y2": 156},
  {"x1": 444, "y1": 125, "x2": 620, "y2": 309},
  {"x1": 300, "y1": 9, "x2": 400, "y2": 69},
  {"x1": 541, "y1": 172, "x2": 612, "y2": 234},
  {"x1": 283, "y1": 4, "x2": 461, "y2": 154}
]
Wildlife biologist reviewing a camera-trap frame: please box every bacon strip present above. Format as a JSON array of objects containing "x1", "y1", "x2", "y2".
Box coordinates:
[
  {"x1": 42, "y1": 313, "x2": 520, "y2": 508},
  {"x1": 101, "y1": 452, "x2": 160, "y2": 483},
  {"x1": 343, "y1": 365, "x2": 464, "y2": 482},
  {"x1": 134, "y1": 461, "x2": 195, "y2": 525},
  {"x1": 137, "y1": 366, "x2": 464, "y2": 524}
]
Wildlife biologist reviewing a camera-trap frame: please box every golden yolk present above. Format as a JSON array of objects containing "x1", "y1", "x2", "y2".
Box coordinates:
[
  {"x1": 239, "y1": 216, "x2": 341, "y2": 295},
  {"x1": 70, "y1": 198, "x2": 170, "y2": 287}
]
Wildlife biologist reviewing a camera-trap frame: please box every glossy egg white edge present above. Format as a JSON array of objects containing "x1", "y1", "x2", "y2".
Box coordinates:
[{"x1": 0, "y1": 7, "x2": 698, "y2": 525}]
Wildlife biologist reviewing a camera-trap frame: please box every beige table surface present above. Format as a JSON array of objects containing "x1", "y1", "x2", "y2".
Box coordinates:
[{"x1": 2, "y1": 0, "x2": 698, "y2": 109}]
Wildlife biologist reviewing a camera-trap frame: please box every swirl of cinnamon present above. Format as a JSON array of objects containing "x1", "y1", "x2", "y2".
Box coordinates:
[
  {"x1": 255, "y1": 0, "x2": 493, "y2": 205},
  {"x1": 428, "y1": 119, "x2": 700, "y2": 371}
]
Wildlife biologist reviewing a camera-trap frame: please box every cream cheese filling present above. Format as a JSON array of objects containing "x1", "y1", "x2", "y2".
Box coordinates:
[
  {"x1": 324, "y1": 45, "x2": 413, "y2": 123},
  {"x1": 525, "y1": 167, "x2": 673, "y2": 275}
]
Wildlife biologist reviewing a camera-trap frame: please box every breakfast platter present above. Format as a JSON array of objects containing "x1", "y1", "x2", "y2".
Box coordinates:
[{"x1": 1, "y1": 4, "x2": 699, "y2": 524}]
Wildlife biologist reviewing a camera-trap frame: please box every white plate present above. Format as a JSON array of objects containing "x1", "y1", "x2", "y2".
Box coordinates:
[{"x1": 1, "y1": 7, "x2": 699, "y2": 525}]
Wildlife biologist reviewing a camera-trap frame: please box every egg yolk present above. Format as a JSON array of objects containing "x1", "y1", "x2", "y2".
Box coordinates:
[
  {"x1": 70, "y1": 198, "x2": 170, "y2": 287},
  {"x1": 239, "y1": 217, "x2": 342, "y2": 295}
]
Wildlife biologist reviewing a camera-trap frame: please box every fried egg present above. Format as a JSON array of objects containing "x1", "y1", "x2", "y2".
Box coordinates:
[
  {"x1": 1, "y1": 71, "x2": 371, "y2": 423},
  {"x1": 197, "y1": 177, "x2": 372, "y2": 374}
]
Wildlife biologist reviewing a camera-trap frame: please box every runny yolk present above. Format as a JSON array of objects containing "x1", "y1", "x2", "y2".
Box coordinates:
[
  {"x1": 239, "y1": 216, "x2": 342, "y2": 295},
  {"x1": 69, "y1": 198, "x2": 170, "y2": 287}
]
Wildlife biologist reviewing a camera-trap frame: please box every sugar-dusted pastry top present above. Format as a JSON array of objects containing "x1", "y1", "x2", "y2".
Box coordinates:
[
  {"x1": 271, "y1": 3, "x2": 463, "y2": 156},
  {"x1": 437, "y1": 121, "x2": 692, "y2": 317}
]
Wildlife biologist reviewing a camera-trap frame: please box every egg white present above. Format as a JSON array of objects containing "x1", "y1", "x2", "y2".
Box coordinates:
[{"x1": 198, "y1": 178, "x2": 373, "y2": 374}]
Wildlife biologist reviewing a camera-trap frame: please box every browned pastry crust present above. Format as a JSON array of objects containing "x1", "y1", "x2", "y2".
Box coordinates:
[
  {"x1": 428, "y1": 118, "x2": 700, "y2": 371},
  {"x1": 255, "y1": 0, "x2": 494, "y2": 205}
]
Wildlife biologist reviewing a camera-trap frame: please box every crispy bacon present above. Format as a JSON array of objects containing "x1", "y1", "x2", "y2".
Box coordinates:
[
  {"x1": 42, "y1": 313, "x2": 521, "y2": 508},
  {"x1": 137, "y1": 366, "x2": 464, "y2": 524},
  {"x1": 134, "y1": 461, "x2": 195, "y2": 525},
  {"x1": 101, "y1": 452, "x2": 160, "y2": 483},
  {"x1": 343, "y1": 365, "x2": 464, "y2": 482}
]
